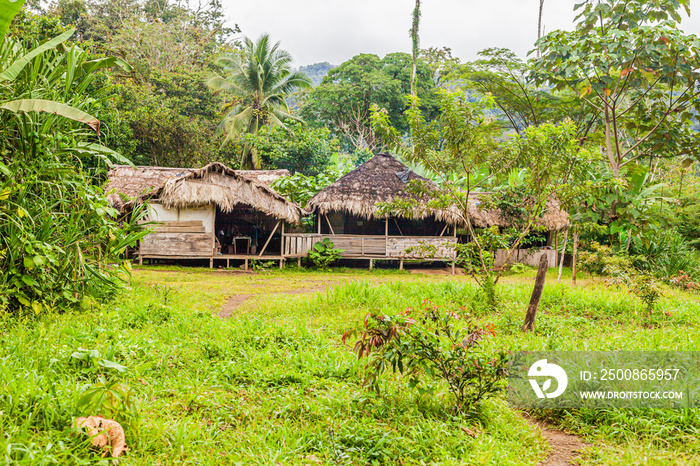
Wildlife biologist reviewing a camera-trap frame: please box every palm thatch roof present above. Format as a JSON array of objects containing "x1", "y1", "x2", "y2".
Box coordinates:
[
  {"x1": 467, "y1": 195, "x2": 569, "y2": 231},
  {"x1": 307, "y1": 153, "x2": 569, "y2": 231},
  {"x1": 155, "y1": 162, "x2": 302, "y2": 224},
  {"x1": 105, "y1": 166, "x2": 192, "y2": 212},
  {"x1": 307, "y1": 153, "x2": 463, "y2": 225},
  {"x1": 105, "y1": 164, "x2": 290, "y2": 213}
]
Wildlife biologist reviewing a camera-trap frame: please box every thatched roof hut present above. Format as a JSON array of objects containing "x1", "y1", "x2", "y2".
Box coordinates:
[
  {"x1": 307, "y1": 153, "x2": 569, "y2": 231},
  {"x1": 105, "y1": 164, "x2": 291, "y2": 213},
  {"x1": 154, "y1": 162, "x2": 302, "y2": 224},
  {"x1": 307, "y1": 153, "x2": 463, "y2": 225}
]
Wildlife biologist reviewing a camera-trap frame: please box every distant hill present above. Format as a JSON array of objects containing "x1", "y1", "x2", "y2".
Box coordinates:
[{"x1": 298, "y1": 62, "x2": 335, "y2": 86}]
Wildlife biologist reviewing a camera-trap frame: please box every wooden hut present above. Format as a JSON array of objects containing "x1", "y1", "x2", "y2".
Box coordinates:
[
  {"x1": 287, "y1": 153, "x2": 570, "y2": 270},
  {"x1": 285, "y1": 153, "x2": 463, "y2": 270},
  {"x1": 106, "y1": 162, "x2": 302, "y2": 268}
]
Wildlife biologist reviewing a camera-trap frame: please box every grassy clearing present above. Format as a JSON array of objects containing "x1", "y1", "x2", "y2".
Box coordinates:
[{"x1": 1, "y1": 266, "x2": 698, "y2": 464}]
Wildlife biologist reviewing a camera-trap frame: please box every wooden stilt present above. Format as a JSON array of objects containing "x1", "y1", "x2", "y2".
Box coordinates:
[
  {"x1": 226, "y1": 258, "x2": 229, "y2": 268},
  {"x1": 399, "y1": 259, "x2": 404, "y2": 270},
  {"x1": 297, "y1": 257, "x2": 301, "y2": 268},
  {"x1": 279, "y1": 259, "x2": 284, "y2": 270},
  {"x1": 369, "y1": 259, "x2": 373, "y2": 270},
  {"x1": 451, "y1": 261, "x2": 456, "y2": 275},
  {"x1": 139, "y1": 256, "x2": 143, "y2": 266},
  {"x1": 209, "y1": 258, "x2": 213, "y2": 269},
  {"x1": 245, "y1": 258, "x2": 248, "y2": 271}
]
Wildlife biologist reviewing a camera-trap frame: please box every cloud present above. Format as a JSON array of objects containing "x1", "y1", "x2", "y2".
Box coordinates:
[{"x1": 224, "y1": 0, "x2": 700, "y2": 66}]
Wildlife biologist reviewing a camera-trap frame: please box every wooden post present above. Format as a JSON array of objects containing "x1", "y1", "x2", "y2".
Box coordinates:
[
  {"x1": 557, "y1": 229, "x2": 569, "y2": 282},
  {"x1": 279, "y1": 258, "x2": 284, "y2": 270},
  {"x1": 523, "y1": 253, "x2": 549, "y2": 332},
  {"x1": 139, "y1": 256, "x2": 143, "y2": 266},
  {"x1": 259, "y1": 221, "x2": 280, "y2": 256},
  {"x1": 281, "y1": 222, "x2": 285, "y2": 253},
  {"x1": 385, "y1": 217, "x2": 389, "y2": 255},
  {"x1": 452, "y1": 224, "x2": 457, "y2": 237},
  {"x1": 572, "y1": 227, "x2": 579, "y2": 284},
  {"x1": 439, "y1": 224, "x2": 448, "y2": 237},
  {"x1": 226, "y1": 258, "x2": 229, "y2": 268},
  {"x1": 324, "y1": 215, "x2": 335, "y2": 235},
  {"x1": 245, "y1": 258, "x2": 248, "y2": 271},
  {"x1": 317, "y1": 214, "x2": 322, "y2": 234},
  {"x1": 209, "y1": 258, "x2": 213, "y2": 269},
  {"x1": 369, "y1": 259, "x2": 373, "y2": 270},
  {"x1": 451, "y1": 261, "x2": 456, "y2": 275},
  {"x1": 297, "y1": 257, "x2": 301, "y2": 268},
  {"x1": 399, "y1": 259, "x2": 404, "y2": 270}
]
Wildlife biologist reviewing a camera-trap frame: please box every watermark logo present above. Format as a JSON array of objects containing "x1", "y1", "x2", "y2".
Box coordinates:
[{"x1": 528, "y1": 359, "x2": 568, "y2": 399}]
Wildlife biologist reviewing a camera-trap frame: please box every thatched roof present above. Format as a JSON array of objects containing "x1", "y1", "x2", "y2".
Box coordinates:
[
  {"x1": 306, "y1": 153, "x2": 465, "y2": 225},
  {"x1": 307, "y1": 153, "x2": 569, "y2": 231},
  {"x1": 105, "y1": 166, "x2": 191, "y2": 211},
  {"x1": 155, "y1": 162, "x2": 302, "y2": 224},
  {"x1": 467, "y1": 195, "x2": 569, "y2": 231},
  {"x1": 105, "y1": 165, "x2": 290, "y2": 213}
]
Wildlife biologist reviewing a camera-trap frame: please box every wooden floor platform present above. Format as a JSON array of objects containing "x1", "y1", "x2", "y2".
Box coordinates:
[{"x1": 138, "y1": 254, "x2": 287, "y2": 270}]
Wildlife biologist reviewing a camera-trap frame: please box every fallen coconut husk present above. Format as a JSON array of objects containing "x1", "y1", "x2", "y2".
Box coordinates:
[{"x1": 73, "y1": 416, "x2": 127, "y2": 459}]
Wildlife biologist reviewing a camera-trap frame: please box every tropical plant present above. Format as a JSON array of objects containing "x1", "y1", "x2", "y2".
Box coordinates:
[
  {"x1": 207, "y1": 34, "x2": 312, "y2": 169},
  {"x1": 240, "y1": 120, "x2": 340, "y2": 175},
  {"x1": 271, "y1": 155, "x2": 354, "y2": 208},
  {"x1": 0, "y1": 21, "x2": 147, "y2": 314},
  {"x1": 531, "y1": 0, "x2": 700, "y2": 178},
  {"x1": 308, "y1": 238, "x2": 343, "y2": 269},
  {"x1": 348, "y1": 301, "x2": 508, "y2": 412}
]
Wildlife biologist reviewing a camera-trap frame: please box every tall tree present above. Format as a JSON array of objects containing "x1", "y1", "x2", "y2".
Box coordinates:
[
  {"x1": 531, "y1": 0, "x2": 700, "y2": 177},
  {"x1": 301, "y1": 52, "x2": 439, "y2": 152},
  {"x1": 410, "y1": 0, "x2": 420, "y2": 96},
  {"x1": 207, "y1": 34, "x2": 312, "y2": 169},
  {"x1": 537, "y1": 0, "x2": 544, "y2": 57}
]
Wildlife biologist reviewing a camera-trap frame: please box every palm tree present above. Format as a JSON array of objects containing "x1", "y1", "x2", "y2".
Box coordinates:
[{"x1": 207, "y1": 34, "x2": 312, "y2": 169}]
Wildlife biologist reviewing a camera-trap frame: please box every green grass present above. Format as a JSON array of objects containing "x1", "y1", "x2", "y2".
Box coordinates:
[{"x1": 1, "y1": 266, "x2": 699, "y2": 464}]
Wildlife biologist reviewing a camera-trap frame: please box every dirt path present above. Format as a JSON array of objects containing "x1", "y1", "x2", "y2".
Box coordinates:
[
  {"x1": 525, "y1": 415, "x2": 590, "y2": 466},
  {"x1": 219, "y1": 284, "x2": 331, "y2": 318}
]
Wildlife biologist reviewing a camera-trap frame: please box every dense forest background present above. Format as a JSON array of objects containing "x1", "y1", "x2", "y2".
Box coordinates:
[{"x1": 6, "y1": 0, "x2": 700, "y2": 253}]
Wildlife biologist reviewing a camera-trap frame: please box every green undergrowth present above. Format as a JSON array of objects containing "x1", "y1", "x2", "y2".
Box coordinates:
[{"x1": 1, "y1": 267, "x2": 698, "y2": 464}]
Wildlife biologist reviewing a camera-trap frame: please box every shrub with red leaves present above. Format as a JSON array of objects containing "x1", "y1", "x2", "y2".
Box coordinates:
[{"x1": 344, "y1": 300, "x2": 508, "y2": 412}]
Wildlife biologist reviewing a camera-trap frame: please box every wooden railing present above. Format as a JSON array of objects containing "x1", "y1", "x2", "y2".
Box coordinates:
[{"x1": 283, "y1": 234, "x2": 457, "y2": 259}]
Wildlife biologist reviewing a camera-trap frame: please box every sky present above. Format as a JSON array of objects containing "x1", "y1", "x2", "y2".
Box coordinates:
[{"x1": 220, "y1": 0, "x2": 700, "y2": 67}]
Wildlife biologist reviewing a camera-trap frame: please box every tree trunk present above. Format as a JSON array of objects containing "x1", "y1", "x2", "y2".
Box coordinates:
[
  {"x1": 625, "y1": 229, "x2": 633, "y2": 252},
  {"x1": 557, "y1": 228, "x2": 569, "y2": 282},
  {"x1": 523, "y1": 253, "x2": 549, "y2": 332},
  {"x1": 410, "y1": 0, "x2": 421, "y2": 97},
  {"x1": 572, "y1": 227, "x2": 579, "y2": 284},
  {"x1": 537, "y1": 0, "x2": 545, "y2": 58}
]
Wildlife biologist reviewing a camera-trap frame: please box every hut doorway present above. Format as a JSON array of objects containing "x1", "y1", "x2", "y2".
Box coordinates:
[{"x1": 214, "y1": 205, "x2": 281, "y2": 256}]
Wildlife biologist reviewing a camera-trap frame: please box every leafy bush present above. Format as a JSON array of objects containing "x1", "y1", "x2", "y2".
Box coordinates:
[
  {"x1": 0, "y1": 31, "x2": 147, "y2": 314},
  {"x1": 578, "y1": 242, "x2": 632, "y2": 276},
  {"x1": 348, "y1": 301, "x2": 508, "y2": 412},
  {"x1": 308, "y1": 238, "x2": 344, "y2": 269},
  {"x1": 631, "y1": 228, "x2": 700, "y2": 284},
  {"x1": 604, "y1": 264, "x2": 663, "y2": 326},
  {"x1": 272, "y1": 156, "x2": 354, "y2": 208}
]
